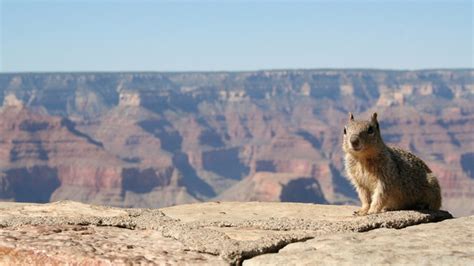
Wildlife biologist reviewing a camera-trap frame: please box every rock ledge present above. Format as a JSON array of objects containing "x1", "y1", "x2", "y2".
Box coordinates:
[{"x1": 0, "y1": 201, "x2": 467, "y2": 265}]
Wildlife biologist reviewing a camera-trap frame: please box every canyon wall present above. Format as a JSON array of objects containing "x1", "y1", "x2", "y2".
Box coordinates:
[{"x1": 0, "y1": 70, "x2": 472, "y2": 216}]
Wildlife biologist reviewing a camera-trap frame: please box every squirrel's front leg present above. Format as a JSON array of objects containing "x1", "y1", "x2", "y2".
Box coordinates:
[
  {"x1": 354, "y1": 186, "x2": 371, "y2": 216},
  {"x1": 368, "y1": 182, "x2": 386, "y2": 214}
]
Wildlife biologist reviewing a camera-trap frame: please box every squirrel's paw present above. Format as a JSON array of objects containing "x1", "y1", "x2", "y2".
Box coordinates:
[
  {"x1": 367, "y1": 208, "x2": 387, "y2": 215},
  {"x1": 353, "y1": 207, "x2": 369, "y2": 216}
]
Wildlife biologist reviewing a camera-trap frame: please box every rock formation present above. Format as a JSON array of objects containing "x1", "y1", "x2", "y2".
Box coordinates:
[{"x1": 0, "y1": 70, "x2": 473, "y2": 216}]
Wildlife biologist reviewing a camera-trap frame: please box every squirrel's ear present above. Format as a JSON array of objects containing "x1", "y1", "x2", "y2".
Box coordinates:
[
  {"x1": 349, "y1": 112, "x2": 354, "y2": 121},
  {"x1": 371, "y1": 112, "x2": 379, "y2": 129},
  {"x1": 371, "y1": 112, "x2": 378, "y2": 122}
]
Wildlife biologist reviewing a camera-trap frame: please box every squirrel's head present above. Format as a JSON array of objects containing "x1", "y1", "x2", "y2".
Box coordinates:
[{"x1": 342, "y1": 112, "x2": 384, "y2": 157}]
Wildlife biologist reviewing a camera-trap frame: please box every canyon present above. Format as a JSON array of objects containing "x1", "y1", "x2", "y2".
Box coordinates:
[{"x1": 0, "y1": 70, "x2": 472, "y2": 216}]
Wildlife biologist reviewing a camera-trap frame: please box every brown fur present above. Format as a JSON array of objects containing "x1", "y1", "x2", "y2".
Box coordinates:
[{"x1": 343, "y1": 112, "x2": 442, "y2": 215}]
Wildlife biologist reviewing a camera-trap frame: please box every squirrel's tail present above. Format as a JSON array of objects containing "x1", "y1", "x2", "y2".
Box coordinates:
[{"x1": 425, "y1": 173, "x2": 442, "y2": 210}]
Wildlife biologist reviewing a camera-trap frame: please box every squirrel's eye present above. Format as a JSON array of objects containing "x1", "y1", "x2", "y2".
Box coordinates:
[
  {"x1": 367, "y1": 126, "x2": 374, "y2": 135},
  {"x1": 343, "y1": 127, "x2": 347, "y2": 135}
]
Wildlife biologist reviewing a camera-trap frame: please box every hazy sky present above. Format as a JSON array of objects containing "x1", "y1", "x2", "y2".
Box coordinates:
[{"x1": 1, "y1": 0, "x2": 472, "y2": 72}]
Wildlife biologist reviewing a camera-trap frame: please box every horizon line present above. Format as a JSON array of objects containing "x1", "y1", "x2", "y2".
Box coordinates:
[{"x1": 1, "y1": 67, "x2": 473, "y2": 75}]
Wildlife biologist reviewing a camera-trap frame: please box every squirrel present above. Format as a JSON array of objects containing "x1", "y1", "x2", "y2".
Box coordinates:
[{"x1": 343, "y1": 112, "x2": 442, "y2": 215}]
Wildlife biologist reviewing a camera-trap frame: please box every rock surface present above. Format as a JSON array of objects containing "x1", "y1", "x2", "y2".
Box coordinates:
[
  {"x1": 0, "y1": 225, "x2": 226, "y2": 265},
  {"x1": 0, "y1": 201, "x2": 463, "y2": 265},
  {"x1": 245, "y1": 216, "x2": 474, "y2": 265}
]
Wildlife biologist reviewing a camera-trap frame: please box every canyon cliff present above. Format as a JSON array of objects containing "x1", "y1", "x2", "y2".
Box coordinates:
[{"x1": 0, "y1": 70, "x2": 472, "y2": 216}]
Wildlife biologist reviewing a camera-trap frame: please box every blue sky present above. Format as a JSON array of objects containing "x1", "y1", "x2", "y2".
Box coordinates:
[{"x1": 1, "y1": 0, "x2": 472, "y2": 72}]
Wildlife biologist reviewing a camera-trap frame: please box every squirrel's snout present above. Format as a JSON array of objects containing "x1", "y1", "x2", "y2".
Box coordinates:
[{"x1": 350, "y1": 135, "x2": 362, "y2": 150}]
